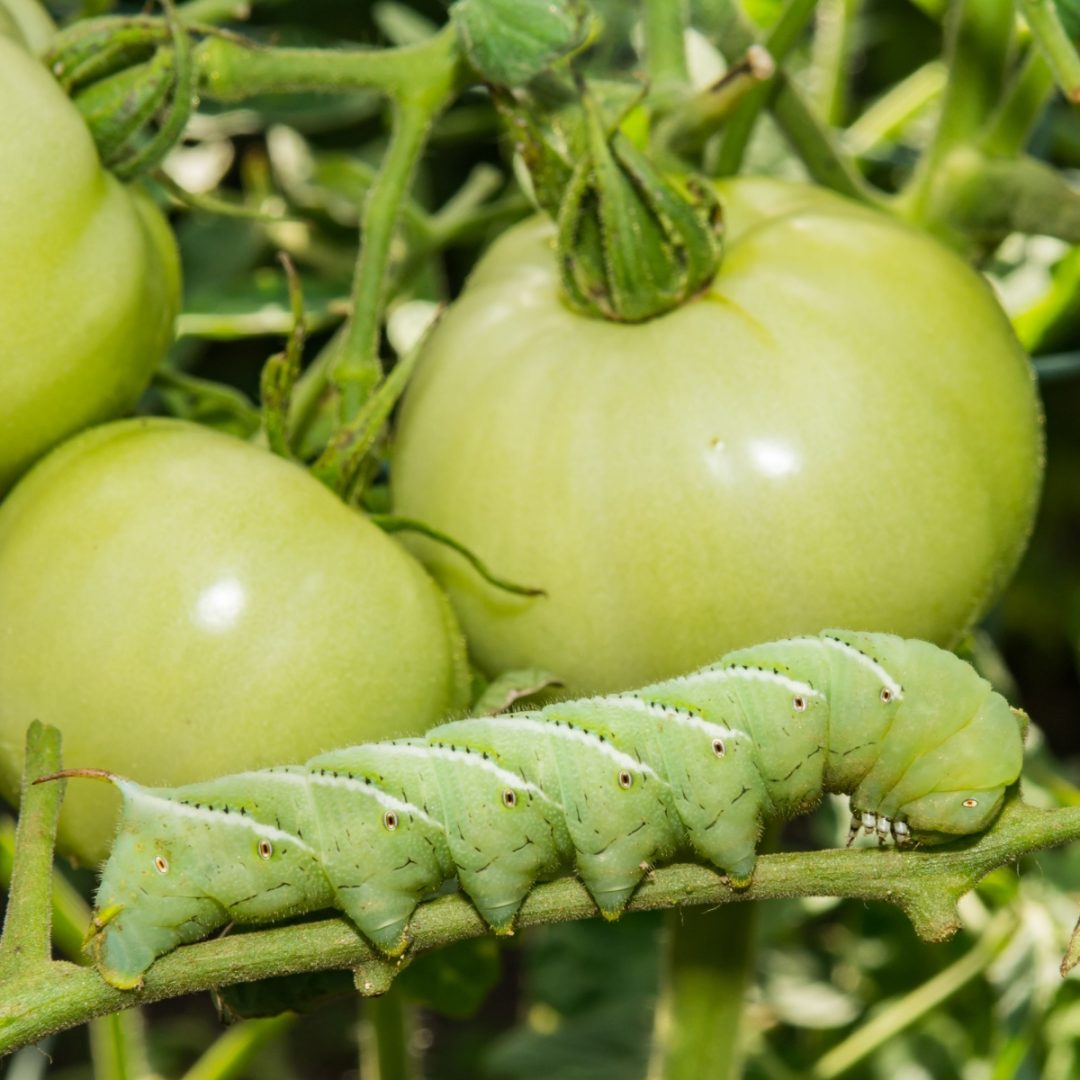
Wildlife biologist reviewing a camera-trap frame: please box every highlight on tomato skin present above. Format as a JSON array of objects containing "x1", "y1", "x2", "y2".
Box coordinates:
[
  {"x1": 0, "y1": 35, "x2": 181, "y2": 497},
  {"x1": 391, "y1": 177, "x2": 1045, "y2": 694},
  {"x1": 0, "y1": 418, "x2": 471, "y2": 864}
]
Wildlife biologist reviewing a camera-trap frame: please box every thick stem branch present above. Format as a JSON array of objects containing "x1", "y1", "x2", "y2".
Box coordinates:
[
  {"x1": 2, "y1": 789, "x2": 1079, "y2": 1056},
  {"x1": 194, "y1": 26, "x2": 461, "y2": 103}
]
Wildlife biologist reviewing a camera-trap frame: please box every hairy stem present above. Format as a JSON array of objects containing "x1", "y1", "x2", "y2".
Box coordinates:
[
  {"x1": 331, "y1": 100, "x2": 441, "y2": 421},
  {"x1": 655, "y1": 904, "x2": 759, "y2": 1080},
  {"x1": 194, "y1": 27, "x2": 461, "y2": 103},
  {"x1": 360, "y1": 990, "x2": 418, "y2": 1080},
  {"x1": 981, "y1": 47, "x2": 1055, "y2": 158},
  {"x1": 1020, "y1": 0, "x2": 1080, "y2": 103},
  {"x1": 710, "y1": 0, "x2": 819, "y2": 177},
  {"x1": 2, "y1": 778, "x2": 1079, "y2": 1056},
  {"x1": 901, "y1": 0, "x2": 1015, "y2": 223},
  {"x1": 0, "y1": 723, "x2": 63, "y2": 978},
  {"x1": 810, "y1": 0, "x2": 863, "y2": 126},
  {"x1": 643, "y1": 0, "x2": 689, "y2": 92},
  {"x1": 703, "y1": 0, "x2": 878, "y2": 203}
]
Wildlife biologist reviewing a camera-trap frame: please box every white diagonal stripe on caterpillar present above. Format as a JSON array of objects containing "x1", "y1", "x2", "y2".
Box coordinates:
[
  {"x1": 385, "y1": 741, "x2": 558, "y2": 806},
  {"x1": 306, "y1": 772, "x2": 442, "y2": 829},
  {"x1": 791, "y1": 635, "x2": 904, "y2": 699},
  {"x1": 494, "y1": 714, "x2": 665, "y2": 782},
  {"x1": 672, "y1": 665, "x2": 822, "y2": 698},
  {"x1": 116, "y1": 780, "x2": 314, "y2": 854},
  {"x1": 611, "y1": 695, "x2": 749, "y2": 744}
]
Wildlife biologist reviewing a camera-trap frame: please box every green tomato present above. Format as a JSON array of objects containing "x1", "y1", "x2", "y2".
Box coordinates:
[
  {"x1": 0, "y1": 419, "x2": 470, "y2": 863},
  {"x1": 0, "y1": 36, "x2": 180, "y2": 495},
  {"x1": 0, "y1": 0, "x2": 55, "y2": 50},
  {"x1": 392, "y1": 178, "x2": 1044, "y2": 694}
]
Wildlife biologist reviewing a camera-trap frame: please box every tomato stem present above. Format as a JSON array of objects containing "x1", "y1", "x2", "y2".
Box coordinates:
[
  {"x1": 1019, "y1": 0, "x2": 1080, "y2": 104},
  {"x1": 900, "y1": 0, "x2": 1015, "y2": 226},
  {"x1": 652, "y1": 895, "x2": 759, "y2": 1080},
  {"x1": 3, "y1": 773, "x2": 1080, "y2": 1056},
  {"x1": 332, "y1": 100, "x2": 443, "y2": 421},
  {"x1": 0, "y1": 722, "x2": 63, "y2": 979},
  {"x1": 701, "y1": 0, "x2": 879, "y2": 204},
  {"x1": 708, "y1": 0, "x2": 820, "y2": 178},
  {"x1": 643, "y1": 0, "x2": 690, "y2": 95}
]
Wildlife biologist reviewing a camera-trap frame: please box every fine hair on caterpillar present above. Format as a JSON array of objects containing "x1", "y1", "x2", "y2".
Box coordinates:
[{"x1": 37, "y1": 630, "x2": 1026, "y2": 990}]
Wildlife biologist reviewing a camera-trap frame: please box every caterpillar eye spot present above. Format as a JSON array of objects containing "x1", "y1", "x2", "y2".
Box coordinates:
[
  {"x1": 257, "y1": 839, "x2": 273, "y2": 859},
  {"x1": 383, "y1": 811, "x2": 399, "y2": 831},
  {"x1": 792, "y1": 695, "x2": 807, "y2": 712},
  {"x1": 962, "y1": 798, "x2": 979, "y2": 809},
  {"x1": 502, "y1": 789, "x2": 517, "y2": 808},
  {"x1": 617, "y1": 770, "x2": 634, "y2": 790},
  {"x1": 880, "y1": 687, "x2": 893, "y2": 703},
  {"x1": 153, "y1": 855, "x2": 169, "y2": 875}
]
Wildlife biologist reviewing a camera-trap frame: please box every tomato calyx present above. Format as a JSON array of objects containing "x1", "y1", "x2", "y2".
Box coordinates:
[
  {"x1": 499, "y1": 76, "x2": 724, "y2": 324},
  {"x1": 44, "y1": 0, "x2": 193, "y2": 180}
]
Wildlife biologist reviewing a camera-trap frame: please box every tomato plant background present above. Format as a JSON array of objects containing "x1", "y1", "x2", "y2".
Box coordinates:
[{"x1": 4, "y1": 0, "x2": 1080, "y2": 1077}]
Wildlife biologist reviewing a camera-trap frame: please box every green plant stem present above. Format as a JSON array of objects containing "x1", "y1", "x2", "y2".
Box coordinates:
[
  {"x1": 177, "y1": 0, "x2": 262, "y2": 23},
  {"x1": 332, "y1": 100, "x2": 440, "y2": 420},
  {"x1": 0, "y1": 817, "x2": 91, "y2": 963},
  {"x1": 810, "y1": 0, "x2": 862, "y2": 126},
  {"x1": 89, "y1": 1010, "x2": 152, "y2": 1080},
  {"x1": 901, "y1": 0, "x2": 1015, "y2": 223},
  {"x1": 654, "y1": 904, "x2": 758, "y2": 1080},
  {"x1": 704, "y1": 0, "x2": 878, "y2": 203},
  {"x1": 843, "y1": 60, "x2": 946, "y2": 157},
  {"x1": 1020, "y1": 0, "x2": 1080, "y2": 103},
  {"x1": 709, "y1": 0, "x2": 818, "y2": 176},
  {"x1": 4, "y1": 778, "x2": 1080, "y2": 1056},
  {"x1": 0, "y1": 723, "x2": 62, "y2": 978},
  {"x1": 360, "y1": 990, "x2": 417, "y2": 1080},
  {"x1": 810, "y1": 909, "x2": 1016, "y2": 1079},
  {"x1": 659, "y1": 44, "x2": 777, "y2": 161},
  {"x1": 181, "y1": 1015, "x2": 296, "y2": 1080},
  {"x1": 643, "y1": 0, "x2": 689, "y2": 92},
  {"x1": 192, "y1": 25, "x2": 465, "y2": 426},
  {"x1": 981, "y1": 47, "x2": 1055, "y2": 157},
  {"x1": 194, "y1": 27, "x2": 460, "y2": 102}
]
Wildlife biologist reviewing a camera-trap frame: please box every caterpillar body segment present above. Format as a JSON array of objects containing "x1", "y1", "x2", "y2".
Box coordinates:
[{"x1": 61, "y1": 631, "x2": 1025, "y2": 989}]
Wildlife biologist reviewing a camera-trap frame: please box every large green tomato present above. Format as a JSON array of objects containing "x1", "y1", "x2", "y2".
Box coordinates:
[
  {"x1": 0, "y1": 36, "x2": 180, "y2": 495},
  {"x1": 0, "y1": 420, "x2": 469, "y2": 862},
  {"x1": 392, "y1": 178, "x2": 1044, "y2": 694}
]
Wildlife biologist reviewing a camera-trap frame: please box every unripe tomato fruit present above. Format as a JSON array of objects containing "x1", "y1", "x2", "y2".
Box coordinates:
[
  {"x1": 0, "y1": 36, "x2": 180, "y2": 495},
  {"x1": 0, "y1": 420, "x2": 470, "y2": 862},
  {"x1": 392, "y1": 178, "x2": 1044, "y2": 694}
]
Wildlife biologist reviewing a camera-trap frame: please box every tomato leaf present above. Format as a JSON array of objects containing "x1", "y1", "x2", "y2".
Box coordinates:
[{"x1": 450, "y1": 0, "x2": 590, "y2": 87}]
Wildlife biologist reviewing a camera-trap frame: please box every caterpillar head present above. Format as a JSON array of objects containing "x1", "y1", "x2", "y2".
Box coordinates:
[
  {"x1": 894, "y1": 691, "x2": 1026, "y2": 843},
  {"x1": 91, "y1": 810, "x2": 231, "y2": 988},
  {"x1": 37, "y1": 770, "x2": 233, "y2": 988}
]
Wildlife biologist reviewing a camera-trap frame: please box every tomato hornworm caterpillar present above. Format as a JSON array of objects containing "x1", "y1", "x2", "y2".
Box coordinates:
[{"x1": 40, "y1": 630, "x2": 1026, "y2": 990}]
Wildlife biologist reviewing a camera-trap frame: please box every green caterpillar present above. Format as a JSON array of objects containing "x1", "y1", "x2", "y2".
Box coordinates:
[{"x1": 41, "y1": 630, "x2": 1026, "y2": 990}]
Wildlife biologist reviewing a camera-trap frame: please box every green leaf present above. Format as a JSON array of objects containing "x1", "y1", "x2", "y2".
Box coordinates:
[
  {"x1": 474, "y1": 670, "x2": 564, "y2": 715},
  {"x1": 450, "y1": 0, "x2": 589, "y2": 86}
]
